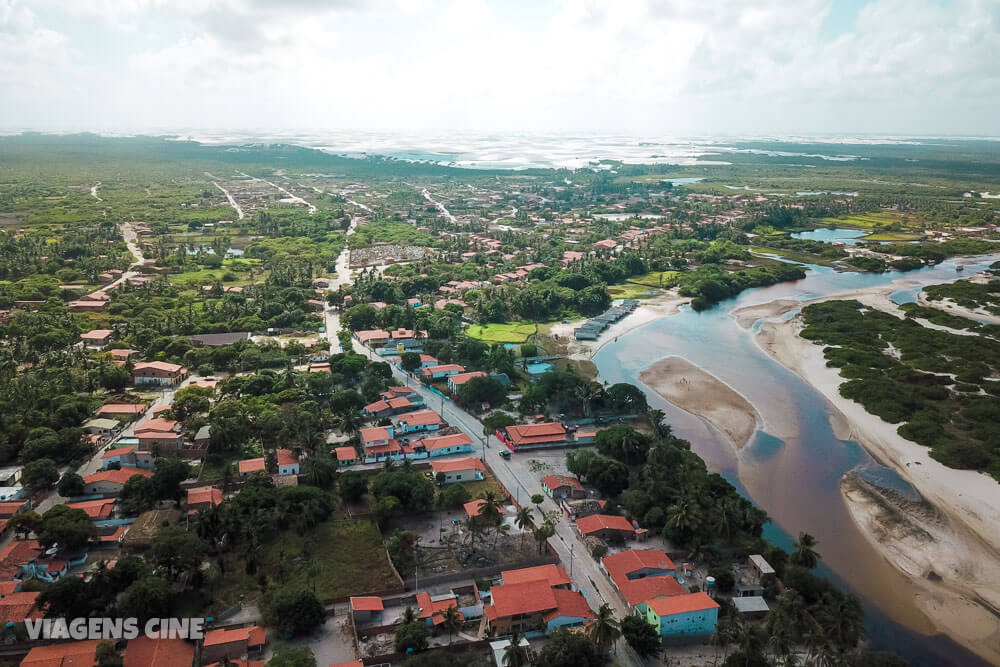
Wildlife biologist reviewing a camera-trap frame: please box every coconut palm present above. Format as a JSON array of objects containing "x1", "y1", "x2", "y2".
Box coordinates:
[
  {"x1": 791, "y1": 532, "x2": 821, "y2": 569},
  {"x1": 515, "y1": 505, "x2": 535, "y2": 547},
  {"x1": 666, "y1": 496, "x2": 702, "y2": 534},
  {"x1": 400, "y1": 605, "x2": 417, "y2": 625},
  {"x1": 435, "y1": 605, "x2": 462, "y2": 644},
  {"x1": 588, "y1": 603, "x2": 621, "y2": 650},
  {"x1": 502, "y1": 632, "x2": 529, "y2": 667}
]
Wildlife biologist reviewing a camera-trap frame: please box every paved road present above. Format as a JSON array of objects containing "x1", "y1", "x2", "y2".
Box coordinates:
[{"x1": 349, "y1": 339, "x2": 644, "y2": 665}]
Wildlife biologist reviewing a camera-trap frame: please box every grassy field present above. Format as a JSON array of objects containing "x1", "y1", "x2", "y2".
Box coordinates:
[
  {"x1": 627, "y1": 270, "x2": 681, "y2": 288},
  {"x1": 466, "y1": 322, "x2": 536, "y2": 343},
  {"x1": 862, "y1": 231, "x2": 924, "y2": 241},
  {"x1": 821, "y1": 211, "x2": 924, "y2": 230},
  {"x1": 460, "y1": 468, "x2": 507, "y2": 500},
  {"x1": 607, "y1": 283, "x2": 661, "y2": 299}
]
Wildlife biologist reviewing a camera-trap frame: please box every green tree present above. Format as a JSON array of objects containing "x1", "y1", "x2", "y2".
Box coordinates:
[
  {"x1": 621, "y1": 614, "x2": 660, "y2": 658},
  {"x1": 588, "y1": 603, "x2": 621, "y2": 649},
  {"x1": 791, "y1": 532, "x2": 821, "y2": 569},
  {"x1": 37, "y1": 505, "x2": 95, "y2": 550},
  {"x1": 457, "y1": 376, "x2": 507, "y2": 408},
  {"x1": 119, "y1": 576, "x2": 174, "y2": 621},
  {"x1": 261, "y1": 587, "x2": 326, "y2": 637},
  {"x1": 394, "y1": 621, "x2": 430, "y2": 654},
  {"x1": 515, "y1": 505, "x2": 534, "y2": 547},
  {"x1": 151, "y1": 457, "x2": 191, "y2": 503},
  {"x1": 503, "y1": 632, "x2": 529, "y2": 667},
  {"x1": 21, "y1": 458, "x2": 59, "y2": 491},
  {"x1": 267, "y1": 644, "x2": 317, "y2": 667},
  {"x1": 56, "y1": 471, "x2": 85, "y2": 497},
  {"x1": 435, "y1": 605, "x2": 462, "y2": 644},
  {"x1": 536, "y1": 628, "x2": 602, "y2": 667},
  {"x1": 149, "y1": 526, "x2": 207, "y2": 580},
  {"x1": 338, "y1": 470, "x2": 368, "y2": 502},
  {"x1": 400, "y1": 352, "x2": 422, "y2": 372}
]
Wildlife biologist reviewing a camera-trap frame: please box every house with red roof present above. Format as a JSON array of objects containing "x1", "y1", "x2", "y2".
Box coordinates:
[
  {"x1": 133, "y1": 361, "x2": 186, "y2": 387},
  {"x1": 21, "y1": 639, "x2": 101, "y2": 667},
  {"x1": 80, "y1": 329, "x2": 113, "y2": 349},
  {"x1": 429, "y1": 457, "x2": 485, "y2": 484},
  {"x1": 134, "y1": 417, "x2": 183, "y2": 451},
  {"x1": 66, "y1": 498, "x2": 116, "y2": 520},
  {"x1": 636, "y1": 592, "x2": 720, "y2": 637},
  {"x1": 420, "y1": 363, "x2": 465, "y2": 380},
  {"x1": 420, "y1": 432, "x2": 474, "y2": 458},
  {"x1": 0, "y1": 590, "x2": 43, "y2": 625},
  {"x1": 362, "y1": 399, "x2": 393, "y2": 419},
  {"x1": 101, "y1": 445, "x2": 154, "y2": 470},
  {"x1": 447, "y1": 371, "x2": 487, "y2": 392},
  {"x1": 201, "y1": 625, "x2": 267, "y2": 664},
  {"x1": 238, "y1": 449, "x2": 298, "y2": 477},
  {"x1": 501, "y1": 422, "x2": 568, "y2": 450},
  {"x1": 186, "y1": 487, "x2": 223, "y2": 515},
  {"x1": 482, "y1": 579, "x2": 593, "y2": 636},
  {"x1": 123, "y1": 636, "x2": 195, "y2": 667},
  {"x1": 415, "y1": 591, "x2": 463, "y2": 627},
  {"x1": 83, "y1": 466, "x2": 154, "y2": 495},
  {"x1": 501, "y1": 564, "x2": 571, "y2": 590},
  {"x1": 350, "y1": 596, "x2": 384, "y2": 626},
  {"x1": 575, "y1": 514, "x2": 636, "y2": 541},
  {"x1": 96, "y1": 403, "x2": 146, "y2": 420},
  {"x1": 354, "y1": 329, "x2": 390, "y2": 347},
  {"x1": 334, "y1": 446, "x2": 359, "y2": 467},
  {"x1": 395, "y1": 409, "x2": 443, "y2": 434},
  {"x1": 541, "y1": 474, "x2": 586, "y2": 500}
]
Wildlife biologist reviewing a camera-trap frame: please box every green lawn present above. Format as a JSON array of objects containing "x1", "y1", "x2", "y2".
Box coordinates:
[
  {"x1": 466, "y1": 322, "x2": 537, "y2": 344},
  {"x1": 821, "y1": 212, "x2": 924, "y2": 230},
  {"x1": 862, "y1": 231, "x2": 924, "y2": 241},
  {"x1": 627, "y1": 270, "x2": 681, "y2": 288},
  {"x1": 607, "y1": 283, "x2": 661, "y2": 299}
]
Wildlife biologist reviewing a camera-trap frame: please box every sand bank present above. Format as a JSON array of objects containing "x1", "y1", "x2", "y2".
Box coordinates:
[
  {"x1": 757, "y1": 314, "x2": 1000, "y2": 663},
  {"x1": 545, "y1": 290, "x2": 690, "y2": 361},
  {"x1": 731, "y1": 299, "x2": 802, "y2": 328},
  {"x1": 918, "y1": 292, "x2": 1000, "y2": 325},
  {"x1": 639, "y1": 356, "x2": 760, "y2": 448}
]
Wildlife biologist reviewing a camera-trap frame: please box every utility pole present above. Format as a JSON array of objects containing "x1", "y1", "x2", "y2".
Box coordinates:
[{"x1": 570, "y1": 543, "x2": 575, "y2": 579}]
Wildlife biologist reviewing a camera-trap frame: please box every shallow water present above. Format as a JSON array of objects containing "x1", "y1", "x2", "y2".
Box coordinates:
[
  {"x1": 594, "y1": 255, "x2": 1000, "y2": 666},
  {"x1": 791, "y1": 227, "x2": 868, "y2": 244}
]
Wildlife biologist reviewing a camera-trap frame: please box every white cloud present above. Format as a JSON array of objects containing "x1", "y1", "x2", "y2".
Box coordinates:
[{"x1": 1, "y1": 0, "x2": 998, "y2": 135}]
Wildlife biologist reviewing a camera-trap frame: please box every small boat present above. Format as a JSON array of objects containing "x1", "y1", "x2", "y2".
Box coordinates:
[{"x1": 956, "y1": 265, "x2": 965, "y2": 272}]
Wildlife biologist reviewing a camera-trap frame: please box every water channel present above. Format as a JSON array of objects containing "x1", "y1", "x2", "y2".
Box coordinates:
[{"x1": 593, "y1": 255, "x2": 1000, "y2": 666}]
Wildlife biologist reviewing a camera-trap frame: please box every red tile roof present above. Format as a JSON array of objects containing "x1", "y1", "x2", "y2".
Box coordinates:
[
  {"x1": 387, "y1": 397, "x2": 412, "y2": 409},
  {"x1": 21, "y1": 640, "x2": 101, "y2": 667},
  {"x1": 187, "y1": 487, "x2": 223, "y2": 507},
  {"x1": 66, "y1": 498, "x2": 116, "y2": 519},
  {"x1": 463, "y1": 499, "x2": 486, "y2": 518},
  {"x1": 544, "y1": 588, "x2": 594, "y2": 623},
  {"x1": 123, "y1": 636, "x2": 195, "y2": 667},
  {"x1": 398, "y1": 410, "x2": 442, "y2": 426},
  {"x1": 134, "y1": 361, "x2": 183, "y2": 373},
  {"x1": 421, "y1": 432, "x2": 473, "y2": 451},
  {"x1": 485, "y1": 580, "x2": 557, "y2": 620},
  {"x1": 238, "y1": 458, "x2": 266, "y2": 475},
  {"x1": 97, "y1": 403, "x2": 146, "y2": 415},
  {"x1": 420, "y1": 363, "x2": 465, "y2": 376},
  {"x1": 619, "y1": 575, "x2": 685, "y2": 607},
  {"x1": 334, "y1": 446, "x2": 357, "y2": 462},
  {"x1": 364, "y1": 400, "x2": 390, "y2": 413},
  {"x1": 429, "y1": 457, "x2": 484, "y2": 474},
  {"x1": 502, "y1": 564, "x2": 571, "y2": 588},
  {"x1": 331, "y1": 662, "x2": 364, "y2": 667},
  {"x1": 84, "y1": 466, "x2": 153, "y2": 486},
  {"x1": 102, "y1": 445, "x2": 137, "y2": 459},
  {"x1": 541, "y1": 474, "x2": 583, "y2": 492},
  {"x1": 350, "y1": 596, "x2": 384, "y2": 612},
  {"x1": 360, "y1": 426, "x2": 392, "y2": 444},
  {"x1": 645, "y1": 592, "x2": 719, "y2": 616},
  {"x1": 575, "y1": 514, "x2": 635, "y2": 535},
  {"x1": 135, "y1": 418, "x2": 178, "y2": 433},
  {"x1": 203, "y1": 625, "x2": 266, "y2": 648},
  {"x1": 448, "y1": 371, "x2": 486, "y2": 386},
  {"x1": 275, "y1": 449, "x2": 297, "y2": 467},
  {"x1": 416, "y1": 591, "x2": 464, "y2": 625},
  {"x1": 602, "y1": 549, "x2": 676, "y2": 585},
  {"x1": 506, "y1": 422, "x2": 567, "y2": 446},
  {"x1": 0, "y1": 591, "x2": 42, "y2": 624}
]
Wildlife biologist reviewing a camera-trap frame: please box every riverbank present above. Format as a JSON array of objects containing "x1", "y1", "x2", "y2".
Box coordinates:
[
  {"x1": 638, "y1": 356, "x2": 760, "y2": 448},
  {"x1": 755, "y1": 310, "x2": 1000, "y2": 663},
  {"x1": 917, "y1": 291, "x2": 1000, "y2": 325},
  {"x1": 545, "y1": 290, "x2": 690, "y2": 360}
]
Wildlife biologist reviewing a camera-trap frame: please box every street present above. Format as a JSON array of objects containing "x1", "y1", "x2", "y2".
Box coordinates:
[{"x1": 349, "y1": 338, "x2": 645, "y2": 666}]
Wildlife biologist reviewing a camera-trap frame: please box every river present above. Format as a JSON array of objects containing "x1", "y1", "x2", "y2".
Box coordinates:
[{"x1": 593, "y1": 256, "x2": 1000, "y2": 667}]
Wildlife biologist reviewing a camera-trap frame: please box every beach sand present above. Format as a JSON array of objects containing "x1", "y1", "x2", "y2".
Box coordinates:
[
  {"x1": 918, "y1": 292, "x2": 1000, "y2": 325},
  {"x1": 731, "y1": 299, "x2": 802, "y2": 328},
  {"x1": 756, "y1": 311, "x2": 1000, "y2": 664},
  {"x1": 639, "y1": 356, "x2": 760, "y2": 449},
  {"x1": 545, "y1": 290, "x2": 691, "y2": 360}
]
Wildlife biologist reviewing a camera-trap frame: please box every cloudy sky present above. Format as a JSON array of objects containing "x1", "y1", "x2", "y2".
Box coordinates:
[{"x1": 2, "y1": 0, "x2": 998, "y2": 136}]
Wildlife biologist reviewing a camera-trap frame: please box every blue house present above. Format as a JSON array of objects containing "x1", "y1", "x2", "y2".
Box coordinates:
[
  {"x1": 395, "y1": 410, "x2": 443, "y2": 434},
  {"x1": 637, "y1": 593, "x2": 719, "y2": 637},
  {"x1": 421, "y1": 432, "x2": 475, "y2": 458}
]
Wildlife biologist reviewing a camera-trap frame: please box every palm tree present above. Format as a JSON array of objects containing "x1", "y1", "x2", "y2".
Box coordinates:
[
  {"x1": 588, "y1": 603, "x2": 621, "y2": 650},
  {"x1": 435, "y1": 605, "x2": 462, "y2": 644},
  {"x1": 791, "y1": 532, "x2": 821, "y2": 569},
  {"x1": 817, "y1": 592, "x2": 864, "y2": 654},
  {"x1": 619, "y1": 428, "x2": 646, "y2": 465},
  {"x1": 666, "y1": 496, "x2": 702, "y2": 534},
  {"x1": 502, "y1": 632, "x2": 529, "y2": 667},
  {"x1": 515, "y1": 506, "x2": 534, "y2": 547}
]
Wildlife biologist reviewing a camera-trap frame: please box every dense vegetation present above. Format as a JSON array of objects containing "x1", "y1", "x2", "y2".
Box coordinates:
[{"x1": 802, "y1": 300, "x2": 1000, "y2": 475}]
